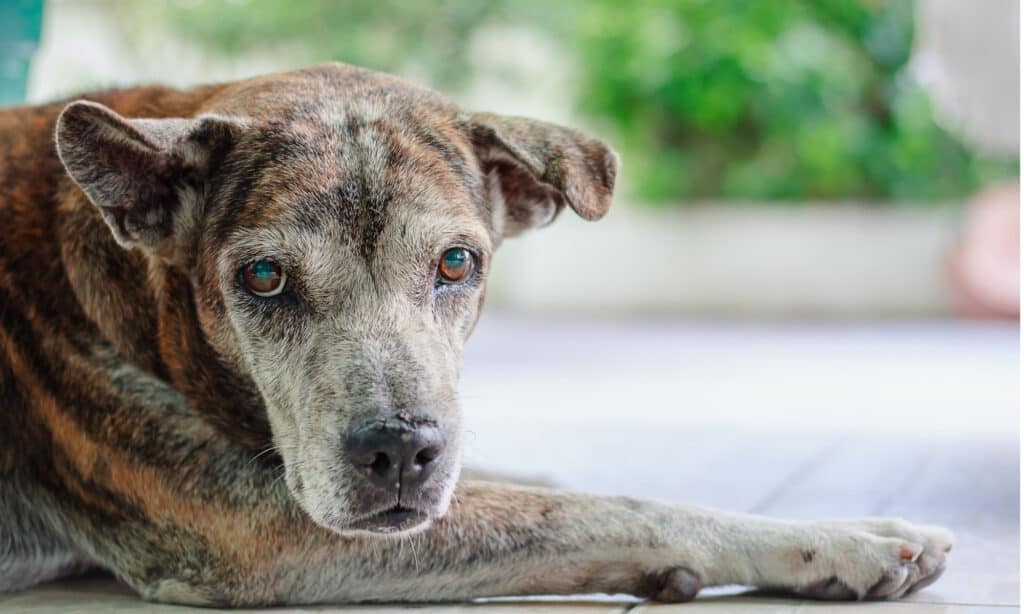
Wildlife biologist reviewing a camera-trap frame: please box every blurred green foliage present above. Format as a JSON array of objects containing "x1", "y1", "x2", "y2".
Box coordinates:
[{"x1": 151, "y1": 0, "x2": 1017, "y2": 204}]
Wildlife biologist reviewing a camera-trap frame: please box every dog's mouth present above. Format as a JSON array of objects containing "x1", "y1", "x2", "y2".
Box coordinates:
[{"x1": 346, "y1": 505, "x2": 430, "y2": 534}]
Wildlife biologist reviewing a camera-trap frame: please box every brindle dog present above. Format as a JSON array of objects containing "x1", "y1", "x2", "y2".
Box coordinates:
[{"x1": 0, "y1": 64, "x2": 951, "y2": 606}]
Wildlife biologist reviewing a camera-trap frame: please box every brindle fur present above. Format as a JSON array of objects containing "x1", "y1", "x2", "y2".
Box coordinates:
[{"x1": 0, "y1": 63, "x2": 951, "y2": 606}]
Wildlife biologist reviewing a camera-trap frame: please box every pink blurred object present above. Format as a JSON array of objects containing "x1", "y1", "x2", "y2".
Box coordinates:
[{"x1": 947, "y1": 182, "x2": 1020, "y2": 319}]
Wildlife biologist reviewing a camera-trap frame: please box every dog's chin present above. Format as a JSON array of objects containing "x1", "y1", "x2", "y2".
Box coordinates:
[
  {"x1": 341, "y1": 506, "x2": 433, "y2": 536},
  {"x1": 298, "y1": 498, "x2": 435, "y2": 537},
  {"x1": 285, "y1": 461, "x2": 458, "y2": 537}
]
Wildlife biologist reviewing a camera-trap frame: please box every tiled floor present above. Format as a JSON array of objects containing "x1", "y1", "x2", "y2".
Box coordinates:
[{"x1": 2, "y1": 316, "x2": 1018, "y2": 613}]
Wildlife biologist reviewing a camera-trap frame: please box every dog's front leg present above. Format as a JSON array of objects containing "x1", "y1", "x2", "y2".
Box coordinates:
[
  {"x1": 122, "y1": 481, "x2": 951, "y2": 605},
  {"x1": 341, "y1": 482, "x2": 952, "y2": 603}
]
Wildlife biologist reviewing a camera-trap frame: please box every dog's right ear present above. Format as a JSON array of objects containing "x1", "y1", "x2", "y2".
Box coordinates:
[{"x1": 56, "y1": 100, "x2": 242, "y2": 257}]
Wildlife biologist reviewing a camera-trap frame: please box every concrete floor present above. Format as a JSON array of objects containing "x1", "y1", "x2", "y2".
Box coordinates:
[{"x1": 2, "y1": 315, "x2": 1018, "y2": 613}]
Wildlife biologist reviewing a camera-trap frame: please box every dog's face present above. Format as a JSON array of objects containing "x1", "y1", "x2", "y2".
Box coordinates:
[{"x1": 56, "y1": 64, "x2": 617, "y2": 536}]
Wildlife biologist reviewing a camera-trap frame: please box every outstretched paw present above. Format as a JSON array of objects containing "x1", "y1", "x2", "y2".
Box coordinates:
[{"x1": 798, "y1": 519, "x2": 953, "y2": 600}]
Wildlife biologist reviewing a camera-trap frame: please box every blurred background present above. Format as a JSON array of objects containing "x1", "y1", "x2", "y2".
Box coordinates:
[
  {"x1": 2, "y1": 0, "x2": 1019, "y2": 317},
  {"x1": 0, "y1": 1, "x2": 1019, "y2": 609}
]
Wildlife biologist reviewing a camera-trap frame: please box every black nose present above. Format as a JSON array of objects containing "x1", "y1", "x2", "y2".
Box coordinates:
[{"x1": 344, "y1": 422, "x2": 445, "y2": 490}]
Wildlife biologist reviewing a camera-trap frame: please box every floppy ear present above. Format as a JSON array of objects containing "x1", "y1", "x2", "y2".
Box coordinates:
[
  {"x1": 468, "y1": 113, "x2": 619, "y2": 237},
  {"x1": 55, "y1": 100, "x2": 240, "y2": 255}
]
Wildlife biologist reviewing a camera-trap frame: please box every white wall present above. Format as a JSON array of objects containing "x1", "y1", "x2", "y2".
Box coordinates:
[{"x1": 487, "y1": 204, "x2": 963, "y2": 317}]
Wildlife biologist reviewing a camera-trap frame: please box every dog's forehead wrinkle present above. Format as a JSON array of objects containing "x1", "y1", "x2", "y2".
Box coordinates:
[
  {"x1": 292, "y1": 106, "x2": 481, "y2": 256},
  {"x1": 337, "y1": 117, "x2": 409, "y2": 261},
  {"x1": 216, "y1": 108, "x2": 489, "y2": 285}
]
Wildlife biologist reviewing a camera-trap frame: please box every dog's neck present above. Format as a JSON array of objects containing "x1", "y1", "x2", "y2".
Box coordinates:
[
  {"x1": 154, "y1": 265, "x2": 273, "y2": 448},
  {"x1": 60, "y1": 159, "x2": 272, "y2": 451}
]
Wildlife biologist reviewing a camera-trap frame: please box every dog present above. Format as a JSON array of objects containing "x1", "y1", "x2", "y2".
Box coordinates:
[{"x1": 0, "y1": 63, "x2": 952, "y2": 606}]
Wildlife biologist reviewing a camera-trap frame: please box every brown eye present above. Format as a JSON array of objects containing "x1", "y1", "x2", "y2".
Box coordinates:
[
  {"x1": 438, "y1": 248, "x2": 475, "y2": 284},
  {"x1": 242, "y1": 260, "x2": 286, "y2": 297}
]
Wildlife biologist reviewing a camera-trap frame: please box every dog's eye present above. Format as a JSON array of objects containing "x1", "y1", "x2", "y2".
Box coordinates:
[
  {"x1": 242, "y1": 260, "x2": 286, "y2": 297},
  {"x1": 438, "y1": 248, "x2": 475, "y2": 284}
]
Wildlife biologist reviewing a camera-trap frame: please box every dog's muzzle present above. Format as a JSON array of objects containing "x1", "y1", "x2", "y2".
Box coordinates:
[{"x1": 342, "y1": 418, "x2": 447, "y2": 533}]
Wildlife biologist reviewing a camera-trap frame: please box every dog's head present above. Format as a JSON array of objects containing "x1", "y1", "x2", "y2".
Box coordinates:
[{"x1": 55, "y1": 64, "x2": 617, "y2": 536}]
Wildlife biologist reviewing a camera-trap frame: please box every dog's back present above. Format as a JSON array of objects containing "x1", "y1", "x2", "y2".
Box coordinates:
[
  {"x1": 0, "y1": 86, "x2": 225, "y2": 590},
  {"x1": 0, "y1": 98, "x2": 83, "y2": 590},
  {"x1": 0, "y1": 101, "x2": 68, "y2": 475},
  {"x1": 0, "y1": 93, "x2": 140, "y2": 472}
]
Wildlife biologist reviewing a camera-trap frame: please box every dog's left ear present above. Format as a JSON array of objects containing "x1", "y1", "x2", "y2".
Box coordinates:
[
  {"x1": 468, "y1": 113, "x2": 619, "y2": 237},
  {"x1": 56, "y1": 100, "x2": 241, "y2": 258}
]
